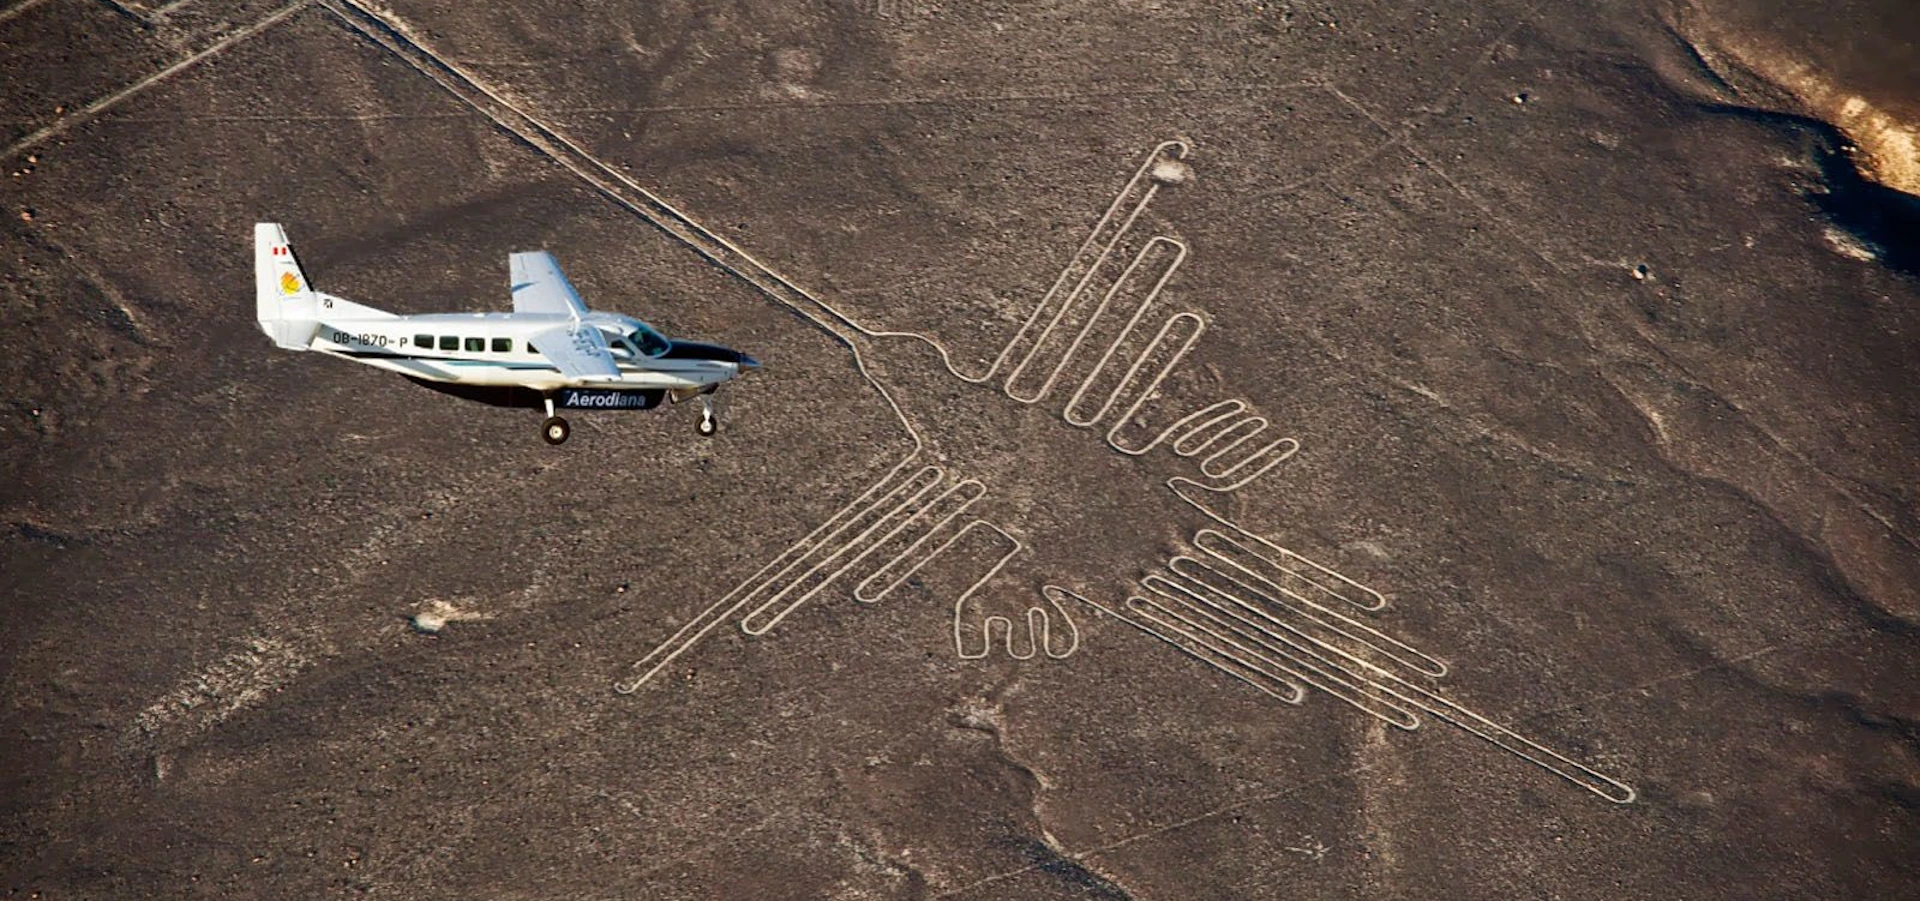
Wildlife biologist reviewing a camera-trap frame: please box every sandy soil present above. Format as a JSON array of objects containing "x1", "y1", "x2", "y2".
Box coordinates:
[{"x1": 4, "y1": 1, "x2": 1916, "y2": 898}]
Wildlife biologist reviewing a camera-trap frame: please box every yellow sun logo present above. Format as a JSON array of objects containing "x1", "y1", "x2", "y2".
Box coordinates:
[{"x1": 279, "y1": 271, "x2": 301, "y2": 295}]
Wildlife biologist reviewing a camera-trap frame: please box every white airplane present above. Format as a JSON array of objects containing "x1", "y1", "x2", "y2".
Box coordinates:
[{"x1": 254, "y1": 223, "x2": 758, "y2": 444}]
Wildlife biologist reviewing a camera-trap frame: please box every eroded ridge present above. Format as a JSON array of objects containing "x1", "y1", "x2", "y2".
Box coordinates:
[{"x1": 1061, "y1": 478, "x2": 1638, "y2": 804}]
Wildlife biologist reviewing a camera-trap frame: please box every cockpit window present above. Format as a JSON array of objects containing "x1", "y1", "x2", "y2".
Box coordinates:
[
  {"x1": 595, "y1": 322, "x2": 670, "y2": 361},
  {"x1": 627, "y1": 324, "x2": 670, "y2": 357}
]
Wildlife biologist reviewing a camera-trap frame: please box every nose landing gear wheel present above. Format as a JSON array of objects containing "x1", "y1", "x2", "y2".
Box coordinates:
[
  {"x1": 697, "y1": 395, "x2": 717, "y2": 437},
  {"x1": 542, "y1": 416, "x2": 571, "y2": 445}
]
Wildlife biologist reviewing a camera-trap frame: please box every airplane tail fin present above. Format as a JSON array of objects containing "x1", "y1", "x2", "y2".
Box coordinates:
[{"x1": 256, "y1": 222, "x2": 322, "y2": 350}]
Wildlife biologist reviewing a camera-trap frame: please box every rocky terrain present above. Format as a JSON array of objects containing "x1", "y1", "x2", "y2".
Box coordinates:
[{"x1": 4, "y1": 1, "x2": 1916, "y2": 897}]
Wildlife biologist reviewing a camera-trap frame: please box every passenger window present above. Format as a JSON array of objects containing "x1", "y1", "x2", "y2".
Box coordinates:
[
  {"x1": 415, "y1": 334, "x2": 433, "y2": 349},
  {"x1": 465, "y1": 337, "x2": 484, "y2": 352},
  {"x1": 438, "y1": 335, "x2": 458, "y2": 351},
  {"x1": 491, "y1": 338, "x2": 512, "y2": 353}
]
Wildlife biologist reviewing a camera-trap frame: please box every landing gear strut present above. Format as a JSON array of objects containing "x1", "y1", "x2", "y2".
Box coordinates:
[
  {"x1": 697, "y1": 394, "x2": 717, "y2": 437},
  {"x1": 541, "y1": 395, "x2": 570, "y2": 445}
]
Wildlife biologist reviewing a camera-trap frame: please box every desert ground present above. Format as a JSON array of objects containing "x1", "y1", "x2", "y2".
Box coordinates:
[{"x1": 4, "y1": 1, "x2": 1918, "y2": 898}]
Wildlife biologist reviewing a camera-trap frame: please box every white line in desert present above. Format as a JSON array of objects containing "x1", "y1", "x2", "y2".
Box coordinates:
[
  {"x1": 1067, "y1": 477, "x2": 1637, "y2": 803},
  {"x1": 4, "y1": 1, "x2": 311, "y2": 159},
  {"x1": 690, "y1": 141, "x2": 1300, "y2": 674}
]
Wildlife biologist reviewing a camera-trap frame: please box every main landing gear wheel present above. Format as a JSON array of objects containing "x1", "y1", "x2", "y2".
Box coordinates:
[{"x1": 541, "y1": 416, "x2": 571, "y2": 445}]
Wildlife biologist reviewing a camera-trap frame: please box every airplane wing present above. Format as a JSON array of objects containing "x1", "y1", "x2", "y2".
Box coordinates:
[
  {"x1": 528, "y1": 325, "x2": 623, "y2": 382},
  {"x1": 509, "y1": 251, "x2": 590, "y2": 318}
]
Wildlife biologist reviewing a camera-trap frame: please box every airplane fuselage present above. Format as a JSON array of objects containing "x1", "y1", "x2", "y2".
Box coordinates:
[{"x1": 311, "y1": 311, "x2": 747, "y2": 393}]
